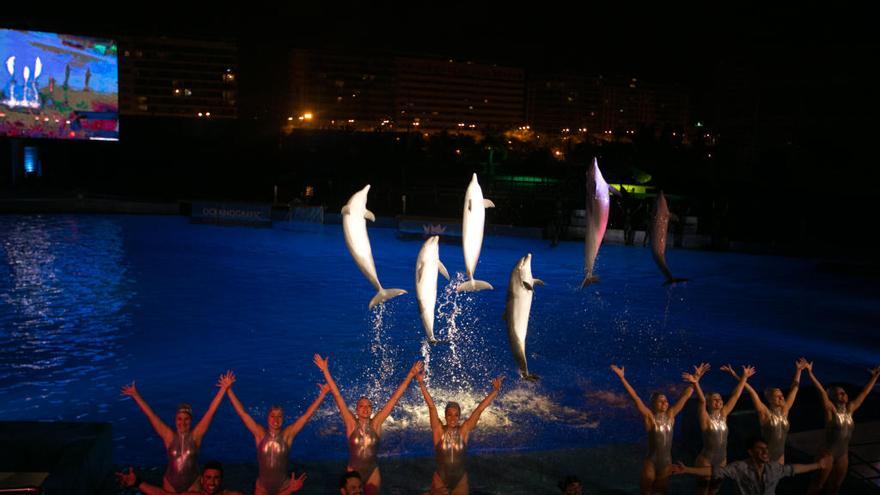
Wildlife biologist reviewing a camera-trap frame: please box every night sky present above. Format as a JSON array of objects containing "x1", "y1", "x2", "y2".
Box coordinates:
[{"x1": 2, "y1": 3, "x2": 878, "y2": 182}]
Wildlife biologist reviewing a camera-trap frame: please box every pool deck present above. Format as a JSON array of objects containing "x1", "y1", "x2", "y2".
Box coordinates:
[{"x1": 1, "y1": 419, "x2": 879, "y2": 494}]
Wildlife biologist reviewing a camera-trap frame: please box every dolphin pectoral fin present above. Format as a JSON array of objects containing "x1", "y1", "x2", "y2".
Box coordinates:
[
  {"x1": 438, "y1": 260, "x2": 450, "y2": 280},
  {"x1": 368, "y1": 288, "x2": 407, "y2": 309},
  {"x1": 608, "y1": 185, "x2": 622, "y2": 197},
  {"x1": 364, "y1": 210, "x2": 376, "y2": 222},
  {"x1": 341, "y1": 205, "x2": 351, "y2": 215},
  {"x1": 455, "y1": 279, "x2": 493, "y2": 292},
  {"x1": 669, "y1": 213, "x2": 680, "y2": 222},
  {"x1": 663, "y1": 277, "x2": 689, "y2": 286},
  {"x1": 483, "y1": 199, "x2": 495, "y2": 208},
  {"x1": 522, "y1": 281, "x2": 534, "y2": 291},
  {"x1": 580, "y1": 275, "x2": 601, "y2": 288},
  {"x1": 502, "y1": 310, "x2": 508, "y2": 321},
  {"x1": 467, "y1": 199, "x2": 472, "y2": 212},
  {"x1": 522, "y1": 372, "x2": 540, "y2": 381},
  {"x1": 533, "y1": 278, "x2": 545, "y2": 286},
  {"x1": 416, "y1": 263, "x2": 424, "y2": 283}
]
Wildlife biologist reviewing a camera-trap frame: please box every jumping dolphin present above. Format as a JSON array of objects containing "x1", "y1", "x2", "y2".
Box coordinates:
[
  {"x1": 649, "y1": 190, "x2": 688, "y2": 285},
  {"x1": 504, "y1": 253, "x2": 543, "y2": 380},
  {"x1": 342, "y1": 185, "x2": 407, "y2": 308},
  {"x1": 457, "y1": 173, "x2": 495, "y2": 292},
  {"x1": 581, "y1": 157, "x2": 616, "y2": 287},
  {"x1": 415, "y1": 235, "x2": 450, "y2": 343}
]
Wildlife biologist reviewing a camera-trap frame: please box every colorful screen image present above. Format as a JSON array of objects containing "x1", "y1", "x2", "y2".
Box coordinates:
[{"x1": 1, "y1": 28, "x2": 118, "y2": 141}]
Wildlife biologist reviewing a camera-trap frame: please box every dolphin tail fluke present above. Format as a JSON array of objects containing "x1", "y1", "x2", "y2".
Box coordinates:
[
  {"x1": 521, "y1": 372, "x2": 540, "y2": 381},
  {"x1": 662, "y1": 277, "x2": 689, "y2": 286},
  {"x1": 368, "y1": 288, "x2": 407, "y2": 309},
  {"x1": 579, "y1": 275, "x2": 601, "y2": 288},
  {"x1": 455, "y1": 279, "x2": 494, "y2": 292}
]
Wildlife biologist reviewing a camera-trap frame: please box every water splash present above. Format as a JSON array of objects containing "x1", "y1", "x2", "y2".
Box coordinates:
[{"x1": 363, "y1": 303, "x2": 400, "y2": 401}]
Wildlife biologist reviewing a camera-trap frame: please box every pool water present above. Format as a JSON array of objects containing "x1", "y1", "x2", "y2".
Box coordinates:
[{"x1": 0, "y1": 214, "x2": 877, "y2": 467}]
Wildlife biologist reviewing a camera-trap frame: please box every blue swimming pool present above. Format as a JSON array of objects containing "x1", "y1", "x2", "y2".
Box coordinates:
[{"x1": 0, "y1": 214, "x2": 878, "y2": 467}]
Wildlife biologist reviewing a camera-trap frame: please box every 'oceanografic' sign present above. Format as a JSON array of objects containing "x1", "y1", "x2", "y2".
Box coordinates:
[{"x1": 191, "y1": 202, "x2": 272, "y2": 227}]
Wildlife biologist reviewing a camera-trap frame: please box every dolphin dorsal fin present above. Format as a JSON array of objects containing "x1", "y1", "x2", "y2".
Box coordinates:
[
  {"x1": 483, "y1": 199, "x2": 495, "y2": 208},
  {"x1": 341, "y1": 205, "x2": 351, "y2": 215},
  {"x1": 364, "y1": 210, "x2": 376, "y2": 222},
  {"x1": 438, "y1": 260, "x2": 450, "y2": 280}
]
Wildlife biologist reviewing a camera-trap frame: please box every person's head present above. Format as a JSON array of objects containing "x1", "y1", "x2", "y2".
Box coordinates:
[
  {"x1": 445, "y1": 402, "x2": 462, "y2": 427},
  {"x1": 746, "y1": 436, "x2": 770, "y2": 464},
  {"x1": 764, "y1": 387, "x2": 785, "y2": 408},
  {"x1": 827, "y1": 386, "x2": 848, "y2": 406},
  {"x1": 339, "y1": 471, "x2": 363, "y2": 495},
  {"x1": 200, "y1": 461, "x2": 224, "y2": 495},
  {"x1": 558, "y1": 475, "x2": 582, "y2": 495},
  {"x1": 175, "y1": 403, "x2": 193, "y2": 433},
  {"x1": 707, "y1": 392, "x2": 723, "y2": 412},
  {"x1": 649, "y1": 392, "x2": 668, "y2": 413},
  {"x1": 355, "y1": 397, "x2": 373, "y2": 420},
  {"x1": 267, "y1": 405, "x2": 284, "y2": 431}
]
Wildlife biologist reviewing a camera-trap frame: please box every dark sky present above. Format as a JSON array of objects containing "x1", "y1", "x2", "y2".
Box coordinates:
[{"x1": 4, "y1": 3, "x2": 876, "y2": 79}]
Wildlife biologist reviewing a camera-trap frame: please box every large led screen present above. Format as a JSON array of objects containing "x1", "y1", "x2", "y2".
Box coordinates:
[{"x1": 1, "y1": 28, "x2": 118, "y2": 141}]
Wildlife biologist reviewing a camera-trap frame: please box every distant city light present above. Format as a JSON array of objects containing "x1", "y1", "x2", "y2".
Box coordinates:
[
  {"x1": 288, "y1": 117, "x2": 294, "y2": 121},
  {"x1": 303, "y1": 112, "x2": 313, "y2": 120}
]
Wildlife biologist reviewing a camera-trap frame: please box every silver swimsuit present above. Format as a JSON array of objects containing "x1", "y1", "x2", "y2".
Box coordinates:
[
  {"x1": 348, "y1": 419, "x2": 380, "y2": 481},
  {"x1": 824, "y1": 405, "x2": 854, "y2": 458},
  {"x1": 165, "y1": 431, "x2": 199, "y2": 493},
  {"x1": 761, "y1": 407, "x2": 789, "y2": 462},
  {"x1": 257, "y1": 430, "x2": 289, "y2": 494},
  {"x1": 647, "y1": 413, "x2": 673, "y2": 471},
  {"x1": 436, "y1": 424, "x2": 467, "y2": 490},
  {"x1": 698, "y1": 411, "x2": 728, "y2": 467}
]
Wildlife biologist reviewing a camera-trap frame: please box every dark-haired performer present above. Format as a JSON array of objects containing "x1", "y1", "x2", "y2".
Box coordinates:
[
  {"x1": 314, "y1": 354, "x2": 422, "y2": 495},
  {"x1": 806, "y1": 363, "x2": 880, "y2": 495},
  {"x1": 672, "y1": 436, "x2": 830, "y2": 495},
  {"x1": 610, "y1": 362, "x2": 708, "y2": 495},
  {"x1": 116, "y1": 461, "x2": 255, "y2": 495},
  {"x1": 226, "y1": 379, "x2": 326, "y2": 495},
  {"x1": 121, "y1": 371, "x2": 234, "y2": 493},
  {"x1": 416, "y1": 370, "x2": 503, "y2": 495}
]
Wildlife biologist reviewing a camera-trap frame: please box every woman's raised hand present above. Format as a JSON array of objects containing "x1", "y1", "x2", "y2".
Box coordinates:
[
  {"x1": 610, "y1": 364, "x2": 625, "y2": 378},
  {"x1": 694, "y1": 362, "x2": 710, "y2": 378},
  {"x1": 491, "y1": 375, "x2": 505, "y2": 391},
  {"x1": 682, "y1": 372, "x2": 699, "y2": 383},
  {"x1": 796, "y1": 357, "x2": 809, "y2": 370},
  {"x1": 742, "y1": 365, "x2": 757, "y2": 379},
  {"x1": 313, "y1": 354, "x2": 328, "y2": 372},
  {"x1": 317, "y1": 382, "x2": 330, "y2": 395},
  {"x1": 120, "y1": 381, "x2": 139, "y2": 398},
  {"x1": 719, "y1": 364, "x2": 738, "y2": 378},
  {"x1": 217, "y1": 370, "x2": 236, "y2": 390},
  {"x1": 408, "y1": 360, "x2": 424, "y2": 378}
]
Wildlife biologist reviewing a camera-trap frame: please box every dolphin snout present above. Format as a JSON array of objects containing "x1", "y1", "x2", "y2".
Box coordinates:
[{"x1": 363, "y1": 184, "x2": 371, "y2": 192}]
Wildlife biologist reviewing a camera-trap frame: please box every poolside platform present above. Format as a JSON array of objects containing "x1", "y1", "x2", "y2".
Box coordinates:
[{"x1": 0, "y1": 422, "x2": 115, "y2": 495}]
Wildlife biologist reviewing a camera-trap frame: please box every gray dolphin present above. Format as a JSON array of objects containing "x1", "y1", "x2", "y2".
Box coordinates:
[
  {"x1": 649, "y1": 190, "x2": 688, "y2": 285},
  {"x1": 503, "y1": 253, "x2": 543, "y2": 380},
  {"x1": 415, "y1": 235, "x2": 450, "y2": 343},
  {"x1": 342, "y1": 185, "x2": 407, "y2": 308}
]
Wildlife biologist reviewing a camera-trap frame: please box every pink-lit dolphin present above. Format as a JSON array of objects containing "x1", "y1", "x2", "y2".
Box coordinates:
[{"x1": 581, "y1": 157, "x2": 616, "y2": 287}]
